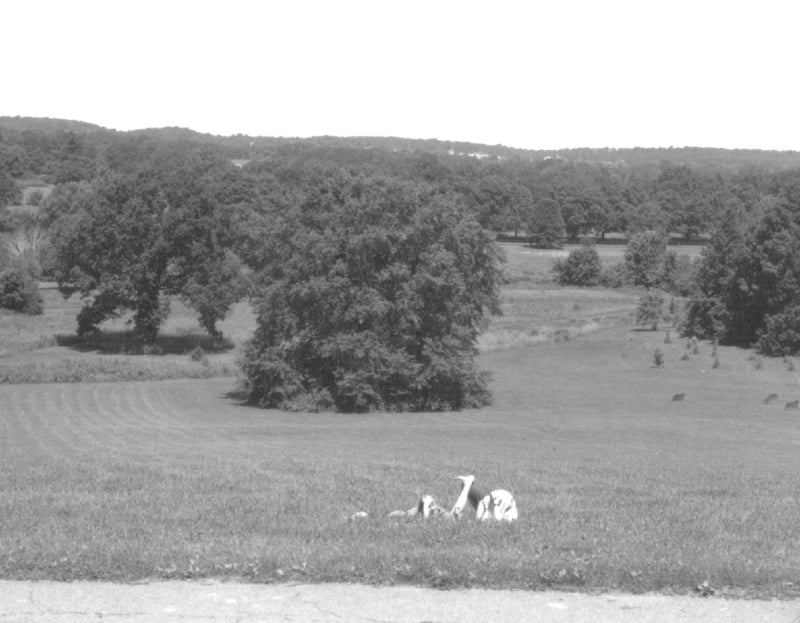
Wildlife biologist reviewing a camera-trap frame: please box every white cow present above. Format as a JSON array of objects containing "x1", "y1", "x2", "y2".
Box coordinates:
[{"x1": 451, "y1": 474, "x2": 518, "y2": 522}]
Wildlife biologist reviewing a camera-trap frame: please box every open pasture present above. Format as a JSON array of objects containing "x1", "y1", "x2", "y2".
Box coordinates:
[
  {"x1": 499, "y1": 241, "x2": 704, "y2": 284},
  {"x1": 1, "y1": 326, "x2": 799, "y2": 596}
]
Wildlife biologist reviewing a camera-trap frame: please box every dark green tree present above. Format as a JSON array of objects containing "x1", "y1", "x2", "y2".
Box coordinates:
[
  {"x1": 0, "y1": 268, "x2": 43, "y2": 315},
  {"x1": 241, "y1": 174, "x2": 503, "y2": 412},
  {"x1": 693, "y1": 197, "x2": 800, "y2": 346},
  {"x1": 0, "y1": 170, "x2": 21, "y2": 208},
  {"x1": 527, "y1": 198, "x2": 565, "y2": 248},
  {"x1": 49, "y1": 169, "x2": 245, "y2": 342},
  {"x1": 624, "y1": 230, "x2": 668, "y2": 289}
]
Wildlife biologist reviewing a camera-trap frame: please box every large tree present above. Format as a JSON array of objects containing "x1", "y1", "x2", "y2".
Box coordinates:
[
  {"x1": 241, "y1": 173, "x2": 503, "y2": 412},
  {"x1": 527, "y1": 198, "x2": 566, "y2": 248},
  {"x1": 49, "y1": 166, "x2": 245, "y2": 342},
  {"x1": 689, "y1": 196, "x2": 800, "y2": 346}
]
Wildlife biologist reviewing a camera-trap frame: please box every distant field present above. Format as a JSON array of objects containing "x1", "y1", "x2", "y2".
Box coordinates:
[
  {"x1": 0, "y1": 248, "x2": 648, "y2": 381},
  {"x1": 499, "y1": 242, "x2": 703, "y2": 284},
  {"x1": 480, "y1": 242, "x2": 700, "y2": 351}
]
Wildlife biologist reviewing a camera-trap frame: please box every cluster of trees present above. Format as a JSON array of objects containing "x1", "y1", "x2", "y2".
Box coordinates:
[
  {"x1": 6, "y1": 116, "x2": 800, "y2": 246},
  {"x1": 557, "y1": 188, "x2": 800, "y2": 355},
  {"x1": 687, "y1": 194, "x2": 800, "y2": 354},
  {"x1": 7, "y1": 116, "x2": 800, "y2": 407},
  {"x1": 2, "y1": 124, "x2": 506, "y2": 411}
]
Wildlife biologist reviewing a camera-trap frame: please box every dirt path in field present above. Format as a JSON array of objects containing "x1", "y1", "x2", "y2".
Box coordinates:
[{"x1": 2, "y1": 581, "x2": 799, "y2": 622}]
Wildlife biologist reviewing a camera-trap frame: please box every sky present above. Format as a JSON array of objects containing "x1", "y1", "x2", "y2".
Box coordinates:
[{"x1": 3, "y1": 0, "x2": 800, "y2": 151}]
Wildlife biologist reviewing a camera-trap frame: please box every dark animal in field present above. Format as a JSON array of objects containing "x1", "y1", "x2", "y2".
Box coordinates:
[
  {"x1": 764, "y1": 393, "x2": 779, "y2": 404},
  {"x1": 672, "y1": 393, "x2": 685, "y2": 401},
  {"x1": 785, "y1": 400, "x2": 799, "y2": 409}
]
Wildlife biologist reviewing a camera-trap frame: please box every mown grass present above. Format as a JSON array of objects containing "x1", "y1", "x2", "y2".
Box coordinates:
[{"x1": 1, "y1": 327, "x2": 800, "y2": 597}]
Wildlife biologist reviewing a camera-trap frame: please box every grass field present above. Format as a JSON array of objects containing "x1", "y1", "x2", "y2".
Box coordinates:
[
  {"x1": 0, "y1": 286, "x2": 253, "y2": 383},
  {"x1": 2, "y1": 242, "x2": 799, "y2": 597}
]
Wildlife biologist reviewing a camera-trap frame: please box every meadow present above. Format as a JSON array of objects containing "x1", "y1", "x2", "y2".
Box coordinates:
[{"x1": 2, "y1": 242, "x2": 798, "y2": 597}]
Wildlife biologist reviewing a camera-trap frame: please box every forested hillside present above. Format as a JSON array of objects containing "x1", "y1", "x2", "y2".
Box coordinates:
[{"x1": 4, "y1": 115, "x2": 800, "y2": 243}]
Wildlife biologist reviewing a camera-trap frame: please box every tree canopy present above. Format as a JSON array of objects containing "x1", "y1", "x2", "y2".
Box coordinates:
[
  {"x1": 48, "y1": 158, "x2": 246, "y2": 342},
  {"x1": 241, "y1": 172, "x2": 503, "y2": 412}
]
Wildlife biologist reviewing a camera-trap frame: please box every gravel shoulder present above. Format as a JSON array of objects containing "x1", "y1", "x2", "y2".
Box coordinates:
[{"x1": 2, "y1": 580, "x2": 800, "y2": 623}]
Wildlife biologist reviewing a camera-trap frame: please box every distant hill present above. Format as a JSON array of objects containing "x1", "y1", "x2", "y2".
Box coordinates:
[
  {"x1": 0, "y1": 116, "x2": 106, "y2": 134},
  {"x1": 3, "y1": 116, "x2": 800, "y2": 171}
]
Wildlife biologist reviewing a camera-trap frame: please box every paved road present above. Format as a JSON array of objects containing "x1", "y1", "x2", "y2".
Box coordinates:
[{"x1": 2, "y1": 581, "x2": 800, "y2": 622}]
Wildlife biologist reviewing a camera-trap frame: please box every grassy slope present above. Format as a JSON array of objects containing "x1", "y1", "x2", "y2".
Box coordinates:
[
  {"x1": 4, "y1": 242, "x2": 799, "y2": 596},
  {"x1": 1, "y1": 329, "x2": 799, "y2": 595}
]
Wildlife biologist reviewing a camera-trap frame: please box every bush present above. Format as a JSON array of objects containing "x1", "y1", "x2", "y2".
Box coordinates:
[
  {"x1": 0, "y1": 268, "x2": 43, "y2": 315},
  {"x1": 26, "y1": 189, "x2": 44, "y2": 207},
  {"x1": 598, "y1": 262, "x2": 627, "y2": 288},
  {"x1": 636, "y1": 292, "x2": 664, "y2": 330},
  {"x1": 681, "y1": 297, "x2": 725, "y2": 340},
  {"x1": 653, "y1": 348, "x2": 664, "y2": 367},
  {"x1": 552, "y1": 244, "x2": 602, "y2": 286},
  {"x1": 757, "y1": 305, "x2": 800, "y2": 356}
]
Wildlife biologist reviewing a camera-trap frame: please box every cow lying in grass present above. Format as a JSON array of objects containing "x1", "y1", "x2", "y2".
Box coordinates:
[{"x1": 352, "y1": 474, "x2": 518, "y2": 522}]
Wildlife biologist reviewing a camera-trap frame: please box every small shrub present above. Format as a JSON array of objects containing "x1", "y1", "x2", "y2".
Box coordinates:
[
  {"x1": 189, "y1": 346, "x2": 209, "y2": 366},
  {"x1": 142, "y1": 343, "x2": 165, "y2": 356},
  {"x1": 552, "y1": 244, "x2": 602, "y2": 286},
  {"x1": 26, "y1": 189, "x2": 44, "y2": 207},
  {"x1": 0, "y1": 268, "x2": 43, "y2": 315},
  {"x1": 598, "y1": 263, "x2": 627, "y2": 288},
  {"x1": 653, "y1": 348, "x2": 664, "y2": 367}
]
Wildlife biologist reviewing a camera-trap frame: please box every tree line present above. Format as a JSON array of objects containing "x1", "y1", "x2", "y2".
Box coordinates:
[{"x1": 5, "y1": 117, "x2": 800, "y2": 243}]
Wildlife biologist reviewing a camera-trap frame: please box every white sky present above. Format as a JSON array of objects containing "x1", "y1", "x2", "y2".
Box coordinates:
[{"x1": 3, "y1": 0, "x2": 800, "y2": 151}]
